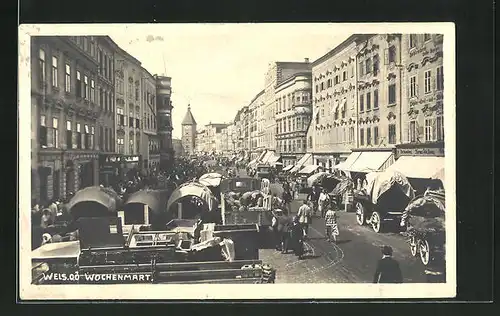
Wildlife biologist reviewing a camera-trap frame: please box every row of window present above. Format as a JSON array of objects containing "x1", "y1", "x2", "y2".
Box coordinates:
[
  {"x1": 116, "y1": 136, "x2": 140, "y2": 155},
  {"x1": 276, "y1": 116, "x2": 310, "y2": 134},
  {"x1": 39, "y1": 49, "x2": 114, "y2": 113},
  {"x1": 359, "y1": 54, "x2": 382, "y2": 77},
  {"x1": 409, "y1": 66, "x2": 444, "y2": 97},
  {"x1": 360, "y1": 89, "x2": 380, "y2": 112},
  {"x1": 116, "y1": 108, "x2": 141, "y2": 128},
  {"x1": 408, "y1": 117, "x2": 444, "y2": 143},
  {"x1": 315, "y1": 68, "x2": 354, "y2": 93},
  {"x1": 71, "y1": 36, "x2": 114, "y2": 81},
  {"x1": 277, "y1": 138, "x2": 307, "y2": 153},
  {"x1": 312, "y1": 126, "x2": 356, "y2": 147},
  {"x1": 275, "y1": 92, "x2": 311, "y2": 114},
  {"x1": 39, "y1": 115, "x2": 114, "y2": 151},
  {"x1": 409, "y1": 34, "x2": 433, "y2": 49}
]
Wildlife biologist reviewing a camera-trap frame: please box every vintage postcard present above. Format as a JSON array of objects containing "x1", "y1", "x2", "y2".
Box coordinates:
[{"x1": 18, "y1": 23, "x2": 456, "y2": 300}]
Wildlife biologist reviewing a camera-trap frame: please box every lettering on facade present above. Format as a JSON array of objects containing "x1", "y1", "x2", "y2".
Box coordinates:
[
  {"x1": 409, "y1": 45, "x2": 442, "y2": 58},
  {"x1": 398, "y1": 147, "x2": 444, "y2": 157},
  {"x1": 409, "y1": 95, "x2": 436, "y2": 107}
]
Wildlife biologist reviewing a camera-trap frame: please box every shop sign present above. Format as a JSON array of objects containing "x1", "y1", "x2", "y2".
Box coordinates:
[
  {"x1": 409, "y1": 45, "x2": 442, "y2": 58},
  {"x1": 409, "y1": 95, "x2": 436, "y2": 107},
  {"x1": 397, "y1": 147, "x2": 444, "y2": 157},
  {"x1": 123, "y1": 156, "x2": 140, "y2": 163},
  {"x1": 100, "y1": 155, "x2": 122, "y2": 164}
]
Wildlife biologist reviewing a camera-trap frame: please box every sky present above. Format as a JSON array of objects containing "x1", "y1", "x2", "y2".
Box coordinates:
[{"x1": 105, "y1": 24, "x2": 351, "y2": 139}]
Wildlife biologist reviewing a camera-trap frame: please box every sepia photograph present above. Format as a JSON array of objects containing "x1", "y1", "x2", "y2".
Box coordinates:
[{"x1": 18, "y1": 23, "x2": 456, "y2": 300}]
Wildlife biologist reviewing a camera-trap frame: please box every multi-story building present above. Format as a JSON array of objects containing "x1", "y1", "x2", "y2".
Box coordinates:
[
  {"x1": 172, "y1": 138, "x2": 186, "y2": 157},
  {"x1": 141, "y1": 68, "x2": 159, "y2": 171},
  {"x1": 31, "y1": 36, "x2": 115, "y2": 204},
  {"x1": 204, "y1": 123, "x2": 229, "y2": 153},
  {"x1": 248, "y1": 90, "x2": 264, "y2": 160},
  {"x1": 155, "y1": 75, "x2": 174, "y2": 171},
  {"x1": 113, "y1": 45, "x2": 144, "y2": 175},
  {"x1": 181, "y1": 105, "x2": 197, "y2": 155},
  {"x1": 308, "y1": 35, "x2": 360, "y2": 171},
  {"x1": 263, "y1": 60, "x2": 312, "y2": 153},
  {"x1": 196, "y1": 129, "x2": 207, "y2": 153},
  {"x1": 386, "y1": 33, "x2": 445, "y2": 192},
  {"x1": 275, "y1": 72, "x2": 313, "y2": 167}
]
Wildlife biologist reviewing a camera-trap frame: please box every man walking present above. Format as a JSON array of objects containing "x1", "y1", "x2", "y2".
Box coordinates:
[
  {"x1": 373, "y1": 246, "x2": 403, "y2": 283},
  {"x1": 297, "y1": 200, "x2": 312, "y2": 238},
  {"x1": 318, "y1": 188, "x2": 330, "y2": 218}
]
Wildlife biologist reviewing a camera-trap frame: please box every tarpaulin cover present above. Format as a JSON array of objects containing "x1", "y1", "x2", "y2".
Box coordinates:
[
  {"x1": 247, "y1": 159, "x2": 258, "y2": 168},
  {"x1": 123, "y1": 190, "x2": 166, "y2": 214},
  {"x1": 307, "y1": 172, "x2": 338, "y2": 187},
  {"x1": 282, "y1": 165, "x2": 294, "y2": 172},
  {"x1": 402, "y1": 189, "x2": 445, "y2": 224},
  {"x1": 370, "y1": 170, "x2": 415, "y2": 206},
  {"x1": 166, "y1": 182, "x2": 218, "y2": 213},
  {"x1": 298, "y1": 164, "x2": 320, "y2": 175},
  {"x1": 258, "y1": 150, "x2": 267, "y2": 162},
  {"x1": 67, "y1": 186, "x2": 122, "y2": 217},
  {"x1": 199, "y1": 173, "x2": 225, "y2": 187},
  {"x1": 203, "y1": 159, "x2": 218, "y2": 167},
  {"x1": 330, "y1": 178, "x2": 355, "y2": 196},
  {"x1": 31, "y1": 240, "x2": 81, "y2": 262}
]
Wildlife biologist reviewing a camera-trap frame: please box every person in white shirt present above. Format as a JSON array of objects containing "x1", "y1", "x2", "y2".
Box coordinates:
[
  {"x1": 318, "y1": 188, "x2": 330, "y2": 218},
  {"x1": 324, "y1": 201, "x2": 339, "y2": 243},
  {"x1": 297, "y1": 200, "x2": 312, "y2": 238}
]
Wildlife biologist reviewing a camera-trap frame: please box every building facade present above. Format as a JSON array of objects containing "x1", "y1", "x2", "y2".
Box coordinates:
[
  {"x1": 172, "y1": 138, "x2": 186, "y2": 157},
  {"x1": 308, "y1": 35, "x2": 360, "y2": 170},
  {"x1": 196, "y1": 129, "x2": 207, "y2": 153},
  {"x1": 141, "y1": 68, "x2": 160, "y2": 171},
  {"x1": 113, "y1": 45, "x2": 143, "y2": 176},
  {"x1": 275, "y1": 72, "x2": 313, "y2": 167},
  {"x1": 31, "y1": 36, "x2": 114, "y2": 204},
  {"x1": 155, "y1": 75, "x2": 174, "y2": 171},
  {"x1": 400, "y1": 33, "x2": 444, "y2": 146},
  {"x1": 204, "y1": 123, "x2": 229, "y2": 154},
  {"x1": 181, "y1": 105, "x2": 197, "y2": 155},
  {"x1": 263, "y1": 60, "x2": 312, "y2": 153},
  {"x1": 355, "y1": 34, "x2": 404, "y2": 152},
  {"x1": 247, "y1": 90, "x2": 264, "y2": 159}
]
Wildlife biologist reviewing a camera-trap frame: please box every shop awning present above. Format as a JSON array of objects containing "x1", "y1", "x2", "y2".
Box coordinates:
[
  {"x1": 335, "y1": 151, "x2": 362, "y2": 170},
  {"x1": 386, "y1": 156, "x2": 445, "y2": 182},
  {"x1": 267, "y1": 154, "x2": 282, "y2": 165},
  {"x1": 282, "y1": 165, "x2": 294, "y2": 172},
  {"x1": 298, "y1": 165, "x2": 320, "y2": 175},
  {"x1": 289, "y1": 153, "x2": 313, "y2": 173},
  {"x1": 257, "y1": 150, "x2": 267, "y2": 162},
  {"x1": 347, "y1": 151, "x2": 395, "y2": 173},
  {"x1": 261, "y1": 151, "x2": 275, "y2": 164}
]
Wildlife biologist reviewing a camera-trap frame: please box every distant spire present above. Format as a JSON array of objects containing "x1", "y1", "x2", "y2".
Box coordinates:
[{"x1": 182, "y1": 104, "x2": 197, "y2": 125}]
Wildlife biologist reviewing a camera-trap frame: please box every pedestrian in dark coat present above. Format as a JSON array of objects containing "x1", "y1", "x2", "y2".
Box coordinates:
[{"x1": 373, "y1": 246, "x2": 403, "y2": 283}]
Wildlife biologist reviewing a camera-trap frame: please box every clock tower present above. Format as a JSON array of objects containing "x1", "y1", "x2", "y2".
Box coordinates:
[{"x1": 181, "y1": 105, "x2": 197, "y2": 155}]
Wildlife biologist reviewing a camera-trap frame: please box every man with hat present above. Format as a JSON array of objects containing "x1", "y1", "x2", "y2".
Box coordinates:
[{"x1": 373, "y1": 246, "x2": 403, "y2": 283}]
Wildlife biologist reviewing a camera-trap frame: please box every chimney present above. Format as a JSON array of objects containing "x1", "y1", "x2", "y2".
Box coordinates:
[{"x1": 304, "y1": 58, "x2": 310, "y2": 63}]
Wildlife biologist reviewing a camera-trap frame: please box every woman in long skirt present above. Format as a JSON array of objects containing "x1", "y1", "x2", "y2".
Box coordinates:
[{"x1": 324, "y1": 201, "x2": 340, "y2": 243}]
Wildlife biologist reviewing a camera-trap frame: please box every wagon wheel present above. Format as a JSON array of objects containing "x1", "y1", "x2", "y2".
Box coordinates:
[
  {"x1": 355, "y1": 202, "x2": 365, "y2": 226},
  {"x1": 419, "y1": 238, "x2": 431, "y2": 266},
  {"x1": 409, "y1": 235, "x2": 418, "y2": 257},
  {"x1": 371, "y1": 211, "x2": 382, "y2": 233}
]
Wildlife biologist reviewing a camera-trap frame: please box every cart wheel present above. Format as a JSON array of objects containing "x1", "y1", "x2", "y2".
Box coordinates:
[
  {"x1": 355, "y1": 202, "x2": 365, "y2": 226},
  {"x1": 371, "y1": 211, "x2": 383, "y2": 233},
  {"x1": 409, "y1": 236, "x2": 418, "y2": 257},
  {"x1": 419, "y1": 239, "x2": 431, "y2": 266}
]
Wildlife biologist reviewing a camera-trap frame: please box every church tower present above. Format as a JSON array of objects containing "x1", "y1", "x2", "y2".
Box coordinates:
[{"x1": 181, "y1": 105, "x2": 197, "y2": 155}]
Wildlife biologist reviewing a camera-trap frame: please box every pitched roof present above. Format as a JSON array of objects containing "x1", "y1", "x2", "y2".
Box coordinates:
[{"x1": 182, "y1": 105, "x2": 197, "y2": 125}]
